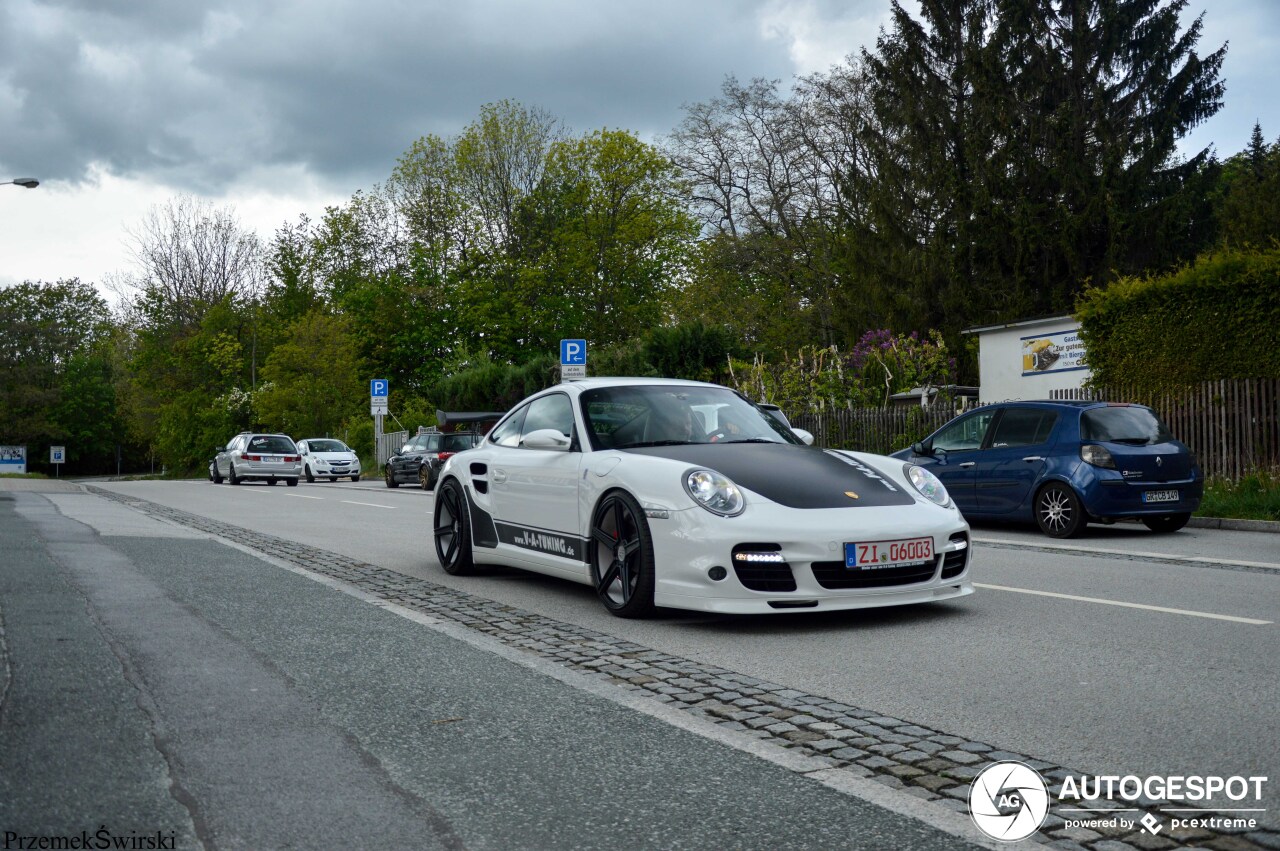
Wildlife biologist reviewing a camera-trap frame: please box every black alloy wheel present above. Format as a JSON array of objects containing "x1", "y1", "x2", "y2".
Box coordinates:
[
  {"x1": 434, "y1": 479, "x2": 476, "y2": 575},
  {"x1": 228, "y1": 464, "x2": 241, "y2": 486},
  {"x1": 1142, "y1": 512, "x2": 1191, "y2": 533},
  {"x1": 384, "y1": 466, "x2": 399, "y2": 488},
  {"x1": 589, "y1": 491, "x2": 656, "y2": 618},
  {"x1": 305, "y1": 464, "x2": 315, "y2": 483},
  {"x1": 1035, "y1": 482, "x2": 1085, "y2": 538}
]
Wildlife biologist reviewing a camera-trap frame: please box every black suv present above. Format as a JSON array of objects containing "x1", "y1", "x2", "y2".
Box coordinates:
[{"x1": 384, "y1": 431, "x2": 482, "y2": 490}]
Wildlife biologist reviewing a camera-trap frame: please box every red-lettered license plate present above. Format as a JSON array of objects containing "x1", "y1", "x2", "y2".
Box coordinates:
[{"x1": 844, "y1": 537, "x2": 934, "y2": 570}]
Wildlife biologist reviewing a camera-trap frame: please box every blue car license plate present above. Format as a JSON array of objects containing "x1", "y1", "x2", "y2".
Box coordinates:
[{"x1": 1142, "y1": 489, "x2": 1179, "y2": 503}]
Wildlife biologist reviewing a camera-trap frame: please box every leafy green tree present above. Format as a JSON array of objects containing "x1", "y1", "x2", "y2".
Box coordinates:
[
  {"x1": 0, "y1": 279, "x2": 120, "y2": 471},
  {"x1": 256, "y1": 311, "x2": 364, "y2": 438},
  {"x1": 520, "y1": 129, "x2": 699, "y2": 348}
]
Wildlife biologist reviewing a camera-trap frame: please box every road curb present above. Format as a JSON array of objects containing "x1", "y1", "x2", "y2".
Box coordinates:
[{"x1": 1187, "y1": 515, "x2": 1280, "y2": 533}]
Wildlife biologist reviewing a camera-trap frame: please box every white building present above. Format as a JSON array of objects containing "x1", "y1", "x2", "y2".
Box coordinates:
[{"x1": 963, "y1": 315, "x2": 1092, "y2": 404}]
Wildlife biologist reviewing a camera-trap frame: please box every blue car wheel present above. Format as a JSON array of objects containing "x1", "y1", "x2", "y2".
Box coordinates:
[{"x1": 1035, "y1": 482, "x2": 1085, "y2": 538}]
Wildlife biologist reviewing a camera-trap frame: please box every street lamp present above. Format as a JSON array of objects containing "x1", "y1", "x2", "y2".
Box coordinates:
[{"x1": 1, "y1": 177, "x2": 39, "y2": 188}]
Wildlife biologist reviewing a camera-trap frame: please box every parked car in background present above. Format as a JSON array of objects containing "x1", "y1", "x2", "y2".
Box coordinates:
[
  {"x1": 296, "y1": 438, "x2": 361, "y2": 482},
  {"x1": 892, "y1": 401, "x2": 1203, "y2": 538},
  {"x1": 384, "y1": 430, "x2": 483, "y2": 489},
  {"x1": 210, "y1": 432, "x2": 302, "y2": 486}
]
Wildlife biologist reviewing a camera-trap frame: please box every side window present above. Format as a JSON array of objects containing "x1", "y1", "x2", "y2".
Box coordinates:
[
  {"x1": 932, "y1": 411, "x2": 996, "y2": 452},
  {"x1": 521, "y1": 394, "x2": 575, "y2": 444},
  {"x1": 489, "y1": 406, "x2": 528, "y2": 448},
  {"x1": 425, "y1": 435, "x2": 441, "y2": 452},
  {"x1": 989, "y1": 409, "x2": 1058, "y2": 448}
]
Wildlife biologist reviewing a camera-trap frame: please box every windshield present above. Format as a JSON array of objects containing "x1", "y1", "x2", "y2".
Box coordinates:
[
  {"x1": 1081, "y1": 406, "x2": 1174, "y2": 445},
  {"x1": 307, "y1": 440, "x2": 348, "y2": 453},
  {"x1": 580, "y1": 385, "x2": 801, "y2": 450}
]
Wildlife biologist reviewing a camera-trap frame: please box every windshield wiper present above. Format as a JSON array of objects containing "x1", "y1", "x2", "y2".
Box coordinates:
[
  {"x1": 621, "y1": 440, "x2": 695, "y2": 448},
  {"x1": 1110, "y1": 437, "x2": 1151, "y2": 445},
  {"x1": 717, "y1": 438, "x2": 781, "y2": 444}
]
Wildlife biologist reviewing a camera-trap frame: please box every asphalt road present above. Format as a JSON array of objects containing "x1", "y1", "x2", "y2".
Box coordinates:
[
  {"x1": 83, "y1": 477, "x2": 1280, "y2": 825},
  {"x1": 0, "y1": 489, "x2": 974, "y2": 850}
]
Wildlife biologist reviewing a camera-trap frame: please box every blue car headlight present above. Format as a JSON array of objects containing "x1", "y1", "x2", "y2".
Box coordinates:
[
  {"x1": 684, "y1": 469, "x2": 745, "y2": 517},
  {"x1": 904, "y1": 464, "x2": 952, "y2": 508}
]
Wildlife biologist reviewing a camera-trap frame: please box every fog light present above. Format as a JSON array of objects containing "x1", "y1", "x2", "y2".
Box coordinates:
[{"x1": 708, "y1": 566, "x2": 728, "y2": 581}]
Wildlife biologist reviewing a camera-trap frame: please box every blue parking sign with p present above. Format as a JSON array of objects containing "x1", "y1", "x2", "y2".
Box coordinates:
[
  {"x1": 370, "y1": 379, "x2": 388, "y2": 397},
  {"x1": 560, "y1": 339, "x2": 587, "y2": 365}
]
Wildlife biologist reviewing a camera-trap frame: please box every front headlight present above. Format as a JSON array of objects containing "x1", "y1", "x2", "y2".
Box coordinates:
[
  {"x1": 684, "y1": 469, "x2": 745, "y2": 516},
  {"x1": 904, "y1": 464, "x2": 952, "y2": 508}
]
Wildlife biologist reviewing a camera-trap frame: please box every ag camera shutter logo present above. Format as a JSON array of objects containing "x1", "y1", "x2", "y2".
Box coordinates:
[{"x1": 969, "y1": 760, "x2": 1050, "y2": 841}]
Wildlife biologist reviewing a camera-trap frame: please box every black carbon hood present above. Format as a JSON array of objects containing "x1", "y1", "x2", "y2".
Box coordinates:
[{"x1": 620, "y1": 443, "x2": 917, "y2": 509}]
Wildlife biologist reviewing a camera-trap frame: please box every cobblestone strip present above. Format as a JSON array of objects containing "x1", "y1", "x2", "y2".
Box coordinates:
[{"x1": 87, "y1": 487, "x2": 1278, "y2": 851}]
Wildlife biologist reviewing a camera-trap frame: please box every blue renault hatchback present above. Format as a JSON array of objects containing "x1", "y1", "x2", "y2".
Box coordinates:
[{"x1": 892, "y1": 401, "x2": 1203, "y2": 537}]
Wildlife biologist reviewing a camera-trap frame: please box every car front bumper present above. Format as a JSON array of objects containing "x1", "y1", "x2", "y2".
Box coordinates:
[{"x1": 646, "y1": 499, "x2": 974, "y2": 614}]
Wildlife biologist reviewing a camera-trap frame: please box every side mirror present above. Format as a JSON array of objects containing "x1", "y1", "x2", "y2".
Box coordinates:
[
  {"x1": 792, "y1": 428, "x2": 815, "y2": 446},
  {"x1": 912, "y1": 441, "x2": 933, "y2": 457},
  {"x1": 521, "y1": 428, "x2": 572, "y2": 451},
  {"x1": 214, "y1": 446, "x2": 224, "y2": 454}
]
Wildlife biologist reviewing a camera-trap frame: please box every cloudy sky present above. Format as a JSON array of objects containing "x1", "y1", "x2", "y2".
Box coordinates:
[{"x1": 1, "y1": 0, "x2": 1275, "y2": 295}]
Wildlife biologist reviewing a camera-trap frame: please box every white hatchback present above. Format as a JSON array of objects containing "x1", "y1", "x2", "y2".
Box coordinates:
[{"x1": 296, "y1": 438, "x2": 362, "y2": 483}]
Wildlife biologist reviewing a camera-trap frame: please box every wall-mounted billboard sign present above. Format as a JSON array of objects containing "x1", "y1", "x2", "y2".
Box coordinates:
[{"x1": 1021, "y1": 328, "x2": 1087, "y2": 376}]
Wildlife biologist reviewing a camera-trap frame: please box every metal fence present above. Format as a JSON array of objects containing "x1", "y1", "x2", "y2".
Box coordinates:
[
  {"x1": 376, "y1": 430, "x2": 408, "y2": 468},
  {"x1": 793, "y1": 404, "x2": 961, "y2": 455},
  {"x1": 1049, "y1": 378, "x2": 1280, "y2": 480}
]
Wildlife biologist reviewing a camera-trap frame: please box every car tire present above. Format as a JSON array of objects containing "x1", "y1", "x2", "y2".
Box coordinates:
[
  {"x1": 229, "y1": 464, "x2": 241, "y2": 486},
  {"x1": 1142, "y1": 512, "x2": 1191, "y2": 534},
  {"x1": 419, "y1": 466, "x2": 435, "y2": 490},
  {"x1": 589, "y1": 490, "x2": 656, "y2": 618},
  {"x1": 268, "y1": 479, "x2": 278, "y2": 486},
  {"x1": 211, "y1": 465, "x2": 223, "y2": 484},
  {"x1": 286, "y1": 478, "x2": 298, "y2": 487},
  {"x1": 434, "y1": 479, "x2": 477, "y2": 575},
  {"x1": 305, "y1": 465, "x2": 315, "y2": 483},
  {"x1": 384, "y1": 466, "x2": 398, "y2": 488},
  {"x1": 351, "y1": 474, "x2": 360, "y2": 482},
  {"x1": 1035, "y1": 482, "x2": 1085, "y2": 538}
]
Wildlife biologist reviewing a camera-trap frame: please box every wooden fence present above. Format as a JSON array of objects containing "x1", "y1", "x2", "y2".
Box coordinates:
[
  {"x1": 793, "y1": 404, "x2": 960, "y2": 456},
  {"x1": 1049, "y1": 378, "x2": 1280, "y2": 480}
]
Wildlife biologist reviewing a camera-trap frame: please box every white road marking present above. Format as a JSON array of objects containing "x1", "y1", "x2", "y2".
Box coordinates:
[
  {"x1": 973, "y1": 582, "x2": 1273, "y2": 625},
  {"x1": 341, "y1": 500, "x2": 397, "y2": 509},
  {"x1": 284, "y1": 494, "x2": 324, "y2": 500},
  {"x1": 972, "y1": 536, "x2": 1280, "y2": 571}
]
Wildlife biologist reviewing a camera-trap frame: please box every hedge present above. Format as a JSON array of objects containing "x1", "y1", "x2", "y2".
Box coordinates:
[{"x1": 1075, "y1": 248, "x2": 1280, "y2": 388}]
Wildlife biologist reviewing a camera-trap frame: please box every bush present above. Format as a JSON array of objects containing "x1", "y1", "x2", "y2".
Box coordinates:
[
  {"x1": 1076, "y1": 248, "x2": 1280, "y2": 388},
  {"x1": 1198, "y1": 471, "x2": 1280, "y2": 521}
]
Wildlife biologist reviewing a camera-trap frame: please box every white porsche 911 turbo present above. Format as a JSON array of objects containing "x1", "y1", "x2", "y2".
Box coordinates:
[{"x1": 432, "y1": 378, "x2": 973, "y2": 618}]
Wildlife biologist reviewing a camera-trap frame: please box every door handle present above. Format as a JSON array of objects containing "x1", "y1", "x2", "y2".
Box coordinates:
[
  {"x1": 959, "y1": 461, "x2": 976, "y2": 468},
  {"x1": 1022, "y1": 456, "x2": 1043, "y2": 462},
  {"x1": 492, "y1": 469, "x2": 508, "y2": 484}
]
